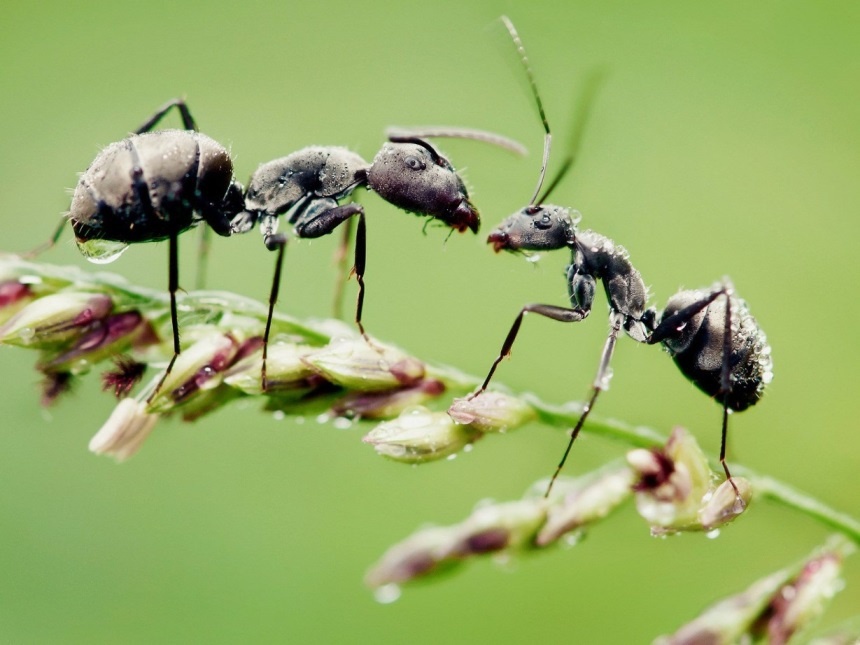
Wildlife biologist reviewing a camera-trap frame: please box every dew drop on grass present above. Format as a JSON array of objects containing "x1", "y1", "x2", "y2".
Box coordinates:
[
  {"x1": 374, "y1": 583, "x2": 401, "y2": 604},
  {"x1": 333, "y1": 416, "x2": 353, "y2": 430}
]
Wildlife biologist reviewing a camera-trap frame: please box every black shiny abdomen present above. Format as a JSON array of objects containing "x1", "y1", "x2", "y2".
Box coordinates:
[
  {"x1": 660, "y1": 290, "x2": 772, "y2": 412},
  {"x1": 69, "y1": 130, "x2": 235, "y2": 243}
]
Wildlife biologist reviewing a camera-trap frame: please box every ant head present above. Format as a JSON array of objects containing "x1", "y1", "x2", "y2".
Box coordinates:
[
  {"x1": 489, "y1": 17, "x2": 602, "y2": 256},
  {"x1": 487, "y1": 204, "x2": 577, "y2": 252},
  {"x1": 367, "y1": 140, "x2": 479, "y2": 234}
]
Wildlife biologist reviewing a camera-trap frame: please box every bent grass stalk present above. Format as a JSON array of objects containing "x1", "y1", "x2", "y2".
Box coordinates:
[{"x1": 2, "y1": 254, "x2": 858, "y2": 640}]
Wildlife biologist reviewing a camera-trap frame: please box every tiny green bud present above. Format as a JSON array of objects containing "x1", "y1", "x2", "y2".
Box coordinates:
[
  {"x1": 303, "y1": 337, "x2": 424, "y2": 391},
  {"x1": 0, "y1": 280, "x2": 34, "y2": 325},
  {"x1": 0, "y1": 292, "x2": 112, "y2": 347},
  {"x1": 457, "y1": 499, "x2": 546, "y2": 553},
  {"x1": 365, "y1": 526, "x2": 458, "y2": 587},
  {"x1": 536, "y1": 464, "x2": 635, "y2": 547},
  {"x1": 363, "y1": 407, "x2": 480, "y2": 463},
  {"x1": 223, "y1": 342, "x2": 316, "y2": 394},
  {"x1": 657, "y1": 568, "x2": 793, "y2": 645},
  {"x1": 698, "y1": 477, "x2": 753, "y2": 531},
  {"x1": 365, "y1": 499, "x2": 546, "y2": 588},
  {"x1": 659, "y1": 545, "x2": 847, "y2": 645},
  {"x1": 332, "y1": 379, "x2": 445, "y2": 419},
  {"x1": 89, "y1": 398, "x2": 159, "y2": 462},
  {"x1": 628, "y1": 427, "x2": 719, "y2": 534},
  {"x1": 146, "y1": 332, "x2": 240, "y2": 414},
  {"x1": 765, "y1": 553, "x2": 844, "y2": 643},
  {"x1": 447, "y1": 391, "x2": 536, "y2": 433}
]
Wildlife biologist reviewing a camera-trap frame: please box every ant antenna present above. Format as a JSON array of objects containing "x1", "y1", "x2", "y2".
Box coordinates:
[
  {"x1": 501, "y1": 15, "x2": 551, "y2": 206},
  {"x1": 386, "y1": 127, "x2": 527, "y2": 157},
  {"x1": 536, "y1": 68, "x2": 606, "y2": 205}
]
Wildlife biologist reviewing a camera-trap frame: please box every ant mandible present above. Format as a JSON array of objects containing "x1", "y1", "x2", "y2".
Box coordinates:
[{"x1": 459, "y1": 17, "x2": 773, "y2": 498}]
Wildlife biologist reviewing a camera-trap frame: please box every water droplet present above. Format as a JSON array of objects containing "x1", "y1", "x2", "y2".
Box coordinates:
[
  {"x1": 463, "y1": 444, "x2": 474, "y2": 453},
  {"x1": 374, "y1": 584, "x2": 401, "y2": 604},
  {"x1": 705, "y1": 529, "x2": 721, "y2": 540},
  {"x1": 17, "y1": 327, "x2": 35, "y2": 341},
  {"x1": 333, "y1": 417, "x2": 353, "y2": 430},
  {"x1": 76, "y1": 239, "x2": 129, "y2": 264},
  {"x1": 294, "y1": 416, "x2": 305, "y2": 425},
  {"x1": 70, "y1": 359, "x2": 91, "y2": 375},
  {"x1": 526, "y1": 253, "x2": 541, "y2": 264},
  {"x1": 315, "y1": 413, "x2": 330, "y2": 425},
  {"x1": 562, "y1": 530, "x2": 584, "y2": 549},
  {"x1": 446, "y1": 453, "x2": 457, "y2": 461},
  {"x1": 272, "y1": 410, "x2": 285, "y2": 421}
]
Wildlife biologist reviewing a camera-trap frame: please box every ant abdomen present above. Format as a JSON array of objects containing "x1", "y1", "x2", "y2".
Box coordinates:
[
  {"x1": 657, "y1": 288, "x2": 773, "y2": 412},
  {"x1": 70, "y1": 129, "x2": 238, "y2": 261}
]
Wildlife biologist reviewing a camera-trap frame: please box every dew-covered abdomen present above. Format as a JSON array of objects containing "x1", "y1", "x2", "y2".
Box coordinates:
[
  {"x1": 69, "y1": 130, "x2": 234, "y2": 262},
  {"x1": 660, "y1": 289, "x2": 773, "y2": 411}
]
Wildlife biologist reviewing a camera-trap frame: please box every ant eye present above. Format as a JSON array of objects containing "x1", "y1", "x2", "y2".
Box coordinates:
[
  {"x1": 405, "y1": 156, "x2": 425, "y2": 171},
  {"x1": 534, "y1": 213, "x2": 553, "y2": 230}
]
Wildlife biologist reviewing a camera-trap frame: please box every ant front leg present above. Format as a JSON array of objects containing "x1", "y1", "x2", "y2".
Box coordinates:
[
  {"x1": 262, "y1": 226, "x2": 288, "y2": 392},
  {"x1": 135, "y1": 98, "x2": 198, "y2": 134},
  {"x1": 293, "y1": 199, "x2": 368, "y2": 339},
  {"x1": 545, "y1": 311, "x2": 625, "y2": 497},
  {"x1": 331, "y1": 215, "x2": 354, "y2": 321},
  {"x1": 471, "y1": 303, "x2": 589, "y2": 398},
  {"x1": 23, "y1": 216, "x2": 68, "y2": 258}
]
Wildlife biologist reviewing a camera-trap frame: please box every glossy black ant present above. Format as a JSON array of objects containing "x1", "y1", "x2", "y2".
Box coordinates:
[
  {"x1": 461, "y1": 17, "x2": 773, "y2": 497},
  {"x1": 31, "y1": 98, "x2": 246, "y2": 397},
  {"x1": 231, "y1": 126, "x2": 525, "y2": 384},
  {"x1": 33, "y1": 99, "x2": 525, "y2": 396}
]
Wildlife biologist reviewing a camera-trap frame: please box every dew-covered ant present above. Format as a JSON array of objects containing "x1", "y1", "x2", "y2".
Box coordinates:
[{"x1": 460, "y1": 17, "x2": 773, "y2": 498}]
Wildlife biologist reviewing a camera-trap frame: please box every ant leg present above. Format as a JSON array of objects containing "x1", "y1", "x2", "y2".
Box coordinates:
[
  {"x1": 647, "y1": 283, "x2": 741, "y2": 493},
  {"x1": 23, "y1": 217, "x2": 68, "y2": 258},
  {"x1": 717, "y1": 286, "x2": 741, "y2": 496},
  {"x1": 262, "y1": 232, "x2": 288, "y2": 391},
  {"x1": 144, "y1": 231, "x2": 182, "y2": 404},
  {"x1": 122, "y1": 139, "x2": 181, "y2": 403},
  {"x1": 135, "y1": 98, "x2": 198, "y2": 134},
  {"x1": 294, "y1": 201, "x2": 367, "y2": 336},
  {"x1": 353, "y1": 211, "x2": 370, "y2": 340},
  {"x1": 545, "y1": 312, "x2": 624, "y2": 497},
  {"x1": 471, "y1": 303, "x2": 588, "y2": 397},
  {"x1": 331, "y1": 216, "x2": 354, "y2": 321},
  {"x1": 645, "y1": 287, "x2": 727, "y2": 346}
]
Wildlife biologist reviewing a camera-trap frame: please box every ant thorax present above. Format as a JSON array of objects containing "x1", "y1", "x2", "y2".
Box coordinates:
[
  {"x1": 569, "y1": 230, "x2": 650, "y2": 341},
  {"x1": 243, "y1": 146, "x2": 369, "y2": 218}
]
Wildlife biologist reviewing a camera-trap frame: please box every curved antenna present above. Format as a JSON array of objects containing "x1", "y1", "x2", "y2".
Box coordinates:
[
  {"x1": 386, "y1": 127, "x2": 527, "y2": 156},
  {"x1": 537, "y1": 68, "x2": 606, "y2": 205},
  {"x1": 501, "y1": 15, "x2": 551, "y2": 206}
]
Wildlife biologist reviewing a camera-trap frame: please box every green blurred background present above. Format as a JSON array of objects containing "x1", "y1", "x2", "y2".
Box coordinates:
[{"x1": 1, "y1": 0, "x2": 858, "y2": 642}]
